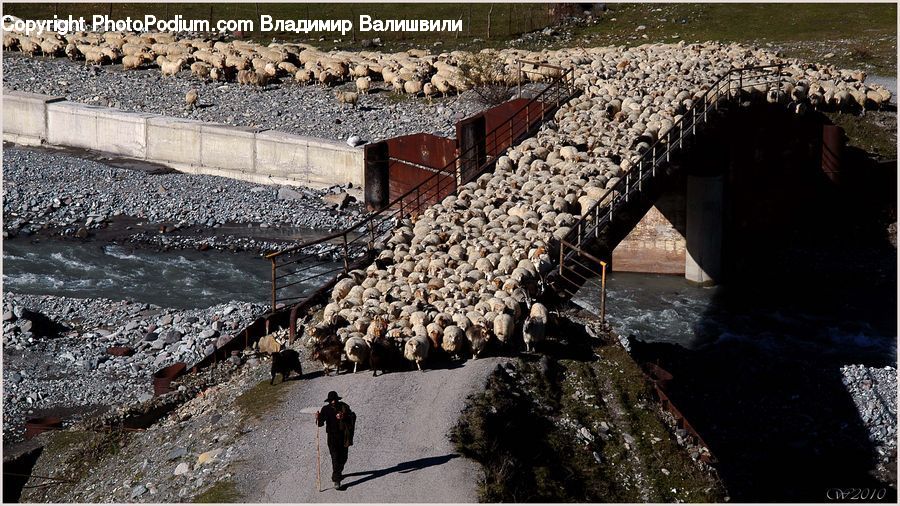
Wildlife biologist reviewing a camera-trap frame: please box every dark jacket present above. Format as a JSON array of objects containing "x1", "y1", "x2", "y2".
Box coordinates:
[{"x1": 318, "y1": 401, "x2": 356, "y2": 446}]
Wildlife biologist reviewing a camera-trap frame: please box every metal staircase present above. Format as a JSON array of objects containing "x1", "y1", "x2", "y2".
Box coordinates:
[
  {"x1": 266, "y1": 63, "x2": 579, "y2": 314},
  {"x1": 550, "y1": 64, "x2": 784, "y2": 297}
]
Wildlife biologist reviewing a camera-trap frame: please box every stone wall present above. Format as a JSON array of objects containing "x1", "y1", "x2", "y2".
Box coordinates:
[{"x1": 612, "y1": 184, "x2": 687, "y2": 274}]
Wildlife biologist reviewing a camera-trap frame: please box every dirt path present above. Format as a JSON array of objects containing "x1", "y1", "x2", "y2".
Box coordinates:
[{"x1": 233, "y1": 357, "x2": 507, "y2": 503}]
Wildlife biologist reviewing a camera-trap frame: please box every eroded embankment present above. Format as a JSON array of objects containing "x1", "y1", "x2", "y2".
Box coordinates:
[{"x1": 450, "y1": 309, "x2": 725, "y2": 502}]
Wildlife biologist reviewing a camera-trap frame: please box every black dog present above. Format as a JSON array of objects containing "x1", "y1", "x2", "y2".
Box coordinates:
[
  {"x1": 369, "y1": 340, "x2": 403, "y2": 377},
  {"x1": 270, "y1": 349, "x2": 303, "y2": 385}
]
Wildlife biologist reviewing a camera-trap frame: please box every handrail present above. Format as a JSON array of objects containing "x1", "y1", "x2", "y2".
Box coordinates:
[
  {"x1": 268, "y1": 61, "x2": 575, "y2": 261},
  {"x1": 266, "y1": 61, "x2": 579, "y2": 309},
  {"x1": 558, "y1": 64, "x2": 783, "y2": 274}
]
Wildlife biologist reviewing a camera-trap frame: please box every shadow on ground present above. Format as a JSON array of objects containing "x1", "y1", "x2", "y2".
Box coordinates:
[{"x1": 340, "y1": 454, "x2": 460, "y2": 489}]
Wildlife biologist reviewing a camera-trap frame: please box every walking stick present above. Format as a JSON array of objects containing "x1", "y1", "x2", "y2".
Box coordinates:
[{"x1": 316, "y1": 422, "x2": 322, "y2": 492}]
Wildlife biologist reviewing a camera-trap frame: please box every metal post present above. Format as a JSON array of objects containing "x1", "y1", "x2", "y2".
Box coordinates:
[
  {"x1": 270, "y1": 258, "x2": 277, "y2": 310},
  {"x1": 638, "y1": 160, "x2": 643, "y2": 191},
  {"x1": 559, "y1": 242, "x2": 565, "y2": 276},
  {"x1": 517, "y1": 60, "x2": 522, "y2": 98},
  {"x1": 652, "y1": 145, "x2": 657, "y2": 176},
  {"x1": 666, "y1": 132, "x2": 671, "y2": 162},
  {"x1": 342, "y1": 233, "x2": 349, "y2": 273},
  {"x1": 600, "y1": 261, "x2": 607, "y2": 324},
  {"x1": 625, "y1": 173, "x2": 630, "y2": 202}
]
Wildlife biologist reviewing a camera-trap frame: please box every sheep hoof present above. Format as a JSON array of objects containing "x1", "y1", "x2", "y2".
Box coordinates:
[{"x1": 353, "y1": 363, "x2": 358, "y2": 374}]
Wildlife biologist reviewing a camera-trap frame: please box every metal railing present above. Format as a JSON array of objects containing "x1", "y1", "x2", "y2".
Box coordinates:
[
  {"x1": 266, "y1": 62, "x2": 578, "y2": 310},
  {"x1": 556, "y1": 64, "x2": 784, "y2": 290}
]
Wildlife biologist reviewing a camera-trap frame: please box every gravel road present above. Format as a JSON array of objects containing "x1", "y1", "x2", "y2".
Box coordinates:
[{"x1": 235, "y1": 357, "x2": 508, "y2": 502}]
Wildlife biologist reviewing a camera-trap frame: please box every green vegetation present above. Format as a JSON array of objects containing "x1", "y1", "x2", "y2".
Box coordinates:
[
  {"x1": 235, "y1": 378, "x2": 287, "y2": 421},
  {"x1": 563, "y1": 3, "x2": 896, "y2": 74},
  {"x1": 22, "y1": 429, "x2": 132, "y2": 501},
  {"x1": 451, "y1": 331, "x2": 725, "y2": 502},
  {"x1": 825, "y1": 111, "x2": 898, "y2": 159},
  {"x1": 194, "y1": 479, "x2": 241, "y2": 502},
  {"x1": 7, "y1": 3, "x2": 894, "y2": 72},
  {"x1": 4, "y1": 2, "x2": 559, "y2": 52}
]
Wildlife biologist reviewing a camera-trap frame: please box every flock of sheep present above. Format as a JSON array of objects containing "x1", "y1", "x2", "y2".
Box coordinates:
[
  {"x1": 3, "y1": 23, "x2": 894, "y2": 374},
  {"x1": 3, "y1": 25, "x2": 566, "y2": 108},
  {"x1": 300, "y1": 41, "x2": 892, "y2": 374}
]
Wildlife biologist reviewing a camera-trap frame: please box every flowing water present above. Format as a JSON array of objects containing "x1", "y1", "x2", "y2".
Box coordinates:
[
  {"x1": 574, "y1": 271, "x2": 897, "y2": 501},
  {"x1": 574, "y1": 271, "x2": 897, "y2": 364},
  {"x1": 3, "y1": 239, "x2": 313, "y2": 309}
]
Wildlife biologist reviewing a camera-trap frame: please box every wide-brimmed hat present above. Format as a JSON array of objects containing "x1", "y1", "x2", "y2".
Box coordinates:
[{"x1": 325, "y1": 391, "x2": 342, "y2": 402}]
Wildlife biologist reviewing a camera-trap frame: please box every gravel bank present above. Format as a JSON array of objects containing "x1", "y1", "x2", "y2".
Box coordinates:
[
  {"x1": 2, "y1": 52, "x2": 490, "y2": 143},
  {"x1": 2, "y1": 146, "x2": 364, "y2": 249},
  {"x1": 19, "y1": 359, "x2": 272, "y2": 503},
  {"x1": 840, "y1": 364, "x2": 898, "y2": 454},
  {"x1": 2, "y1": 292, "x2": 264, "y2": 442}
]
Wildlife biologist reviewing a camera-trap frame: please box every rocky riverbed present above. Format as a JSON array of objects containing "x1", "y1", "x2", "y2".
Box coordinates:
[
  {"x1": 2, "y1": 145, "x2": 364, "y2": 252},
  {"x1": 2, "y1": 292, "x2": 265, "y2": 443},
  {"x1": 2, "y1": 52, "x2": 492, "y2": 143}
]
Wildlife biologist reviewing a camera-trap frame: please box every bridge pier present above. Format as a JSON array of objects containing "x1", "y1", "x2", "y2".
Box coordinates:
[{"x1": 684, "y1": 174, "x2": 724, "y2": 286}]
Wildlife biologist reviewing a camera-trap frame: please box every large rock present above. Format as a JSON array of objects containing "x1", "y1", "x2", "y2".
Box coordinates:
[
  {"x1": 162, "y1": 330, "x2": 182, "y2": 344},
  {"x1": 277, "y1": 187, "x2": 305, "y2": 201},
  {"x1": 196, "y1": 448, "x2": 223, "y2": 466},
  {"x1": 166, "y1": 447, "x2": 187, "y2": 461},
  {"x1": 131, "y1": 485, "x2": 147, "y2": 498},
  {"x1": 323, "y1": 191, "x2": 354, "y2": 209},
  {"x1": 198, "y1": 329, "x2": 217, "y2": 340}
]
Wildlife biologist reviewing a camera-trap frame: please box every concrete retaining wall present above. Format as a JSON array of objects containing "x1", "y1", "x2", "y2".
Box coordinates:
[{"x1": 3, "y1": 89, "x2": 363, "y2": 188}]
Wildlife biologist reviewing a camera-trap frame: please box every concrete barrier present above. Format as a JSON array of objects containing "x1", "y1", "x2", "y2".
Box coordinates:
[
  {"x1": 255, "y1": 131, "x2": 364, "y2": 187},
  {"x1": 2, "y1": 90, "x2": 64, "y2": 145},
  {"x1": 146, "y1": 116, "x2": 202, "y2": 165},
  {"x1": 201, "y1": 123, "x2": 258, "y2": 172},
  {"x1": 2, "y1": 88, "x2": 363, "y2": 189}
]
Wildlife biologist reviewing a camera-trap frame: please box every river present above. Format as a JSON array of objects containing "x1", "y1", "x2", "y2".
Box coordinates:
[{"x1": 2, "y1": 239, "x2": 274, "y2": 308}]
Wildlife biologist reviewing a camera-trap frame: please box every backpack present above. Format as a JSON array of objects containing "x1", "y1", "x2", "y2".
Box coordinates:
[{"x1": 337, "y1": 403, "x2": 356, "y2": 447}]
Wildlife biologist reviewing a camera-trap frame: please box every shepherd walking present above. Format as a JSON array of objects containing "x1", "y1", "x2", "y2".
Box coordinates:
[{"x1": 316, "y1": 391, "x2": 356, "y2": 490}]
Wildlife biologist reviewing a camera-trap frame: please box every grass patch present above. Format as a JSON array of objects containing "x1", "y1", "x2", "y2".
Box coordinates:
[
  {"x1": 22, "y1": 429, "x2": 132, "y2": 501},
  {"x1": 562, "y1": 3, "x2": 897, "y2": 74},
  {"x1": 594, "y1": 345, "x2": 726, "y2": 502},
  {"x1": 234, "y1": 378, "x2": 288, "y2": 421},
  {"x1": 6, "y1": 3, "x2": 893, "y2": 71},
  {"x1": 824, "y1": 111, "x2": 898, "y2": 159},
  {"x1": 194, "y1": 480, "x2": 241, "y2": 503}
]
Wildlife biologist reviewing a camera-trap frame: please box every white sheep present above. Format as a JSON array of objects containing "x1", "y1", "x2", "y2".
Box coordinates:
[
  {"x1": 159, "y1": 58, "x2": 185, "y2": 77},
  {"x1": 356, "y1": 76, "x2": 372, "y2": 94},
  {"x1": 492, "y1": 313, "x2": 515, "y2": 345},
  {"x1": 344, "y1": 336, "x2": 370, "y2": 373},
  {"x1": 335, "y1": 90, "x2": 359, "y2": 108},
  {"x1": 442, "y1": 325, "x2": 466, "y2": 360},
  {"x1": 404, "y1": 335, "x2": 430, "y2": 371},
  {"x1": 185, "y1": 88, "x2": 199, "y2": 109},
  {"x1": 523, "y1": 302, "x2": 548, "y2": 352}
]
